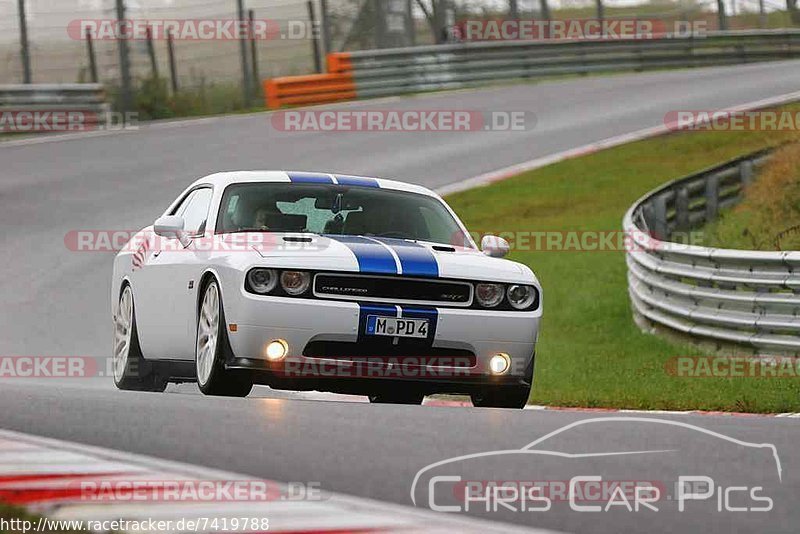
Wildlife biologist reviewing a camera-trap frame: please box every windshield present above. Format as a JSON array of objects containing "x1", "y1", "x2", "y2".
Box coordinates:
[{"x1": 215, "y1": 182, "x2": 470, "y2": 246}]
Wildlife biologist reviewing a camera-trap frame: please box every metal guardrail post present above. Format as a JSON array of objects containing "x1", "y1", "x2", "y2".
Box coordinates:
[
  {"x1": 716, "y1": 0, "x2": 728, "y2": 31},
  {"x1": 642, "y1": 203, "x2": 656, "y2": 234},
  {"x1": 167, "y1": 29, "x2": 179, "y2": 94},
  {"x1": 539, "y1": 0, "x2": 551, "y2": 21},
  {"x1": 740, "y1": 160, "x2": 754, "y2": 186},
  {"x1": 675, "y1": 187, "x2": 690, "y2": 232},
  {"x1": 115, "y1": 0, "x2": 133, "y2": 114},
  {"x1": 652, "y1": 193, "x2": 669, "y2": 240},
  {"x1": 86, "y1": 29, "x2": 98, "y2": 83},
  {"x1": 320, "y1": 0, "x2": 332, "y2": 56},
  {"x1": 17, "y1": 0, "x2": 31, "y2": 83},
  {"x1": 146, "y1": 26, "x2": 159, "y2": 79},
  {"x1": 307, "y1": 0, "x2": 322, "y2": 73},
  {"x1": 595, "y1": 0, "x2": 605, "y2": 35},
  {"x1": 237, "y1": 0, "x2": 252, "y2": 107},
  {"x1": 705, "y1": 174, "x2": 720, "y2": 222},
  {"x1": 249, "y1": 9, "x2": 261, "y2": 95}
]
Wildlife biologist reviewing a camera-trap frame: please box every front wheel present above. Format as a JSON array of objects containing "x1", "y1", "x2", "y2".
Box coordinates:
[
  {"x1": 471, "y1": 385, "x2": 530, "y2": 409},
  {"x1": 195, "y1": 280, "x2": 253, "y2": 397},
  {"x1": 112, "y1": 285, "x2": 167, "y2": 392},
  {"x1": 368, "y1": 389, "x2": 424, "y2": 405}
]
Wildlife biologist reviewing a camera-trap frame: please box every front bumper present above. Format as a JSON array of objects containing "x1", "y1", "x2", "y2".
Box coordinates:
[{"x1": 224, "y1": 291, "x2": 540, "y2": 394}]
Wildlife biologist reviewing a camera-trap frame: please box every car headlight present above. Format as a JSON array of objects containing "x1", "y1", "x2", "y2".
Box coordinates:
[
  {"x1": 280, "y1": 271, "x2": 311, "y2": 296},
  {"x1": 247, "y1": 268, "x2": 278, "y2": 294},
  {"x1": 475, "y1": 283, "x2": 504, "y2": 308},
  {"x1": 507, "y1": 284, "x2": 537, "y2": 310}
]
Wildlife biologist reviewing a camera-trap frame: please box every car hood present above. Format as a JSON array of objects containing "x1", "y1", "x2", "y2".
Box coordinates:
[{"x1": 228, "y1": 233, "x2": 536, "y2": 285}]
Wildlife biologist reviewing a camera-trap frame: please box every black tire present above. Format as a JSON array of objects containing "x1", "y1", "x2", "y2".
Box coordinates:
[
  {"x1": 368, "y1": 389, "x2": 425, "y2": 405},
  {"x1": 113, "y1": 285, "x2": 167, "y2": 392},
  {"x1": 471, "y1": 385, "x2": 530, "y2": 409},
  {"x1": 471, "y1": 354, "x2": 535, "y2": 409},
  {"x1": 195, "y1": 279, "x2": 253, "y2": 397}
]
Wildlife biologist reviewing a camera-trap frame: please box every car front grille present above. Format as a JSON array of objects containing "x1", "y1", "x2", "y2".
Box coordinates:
[{"x1": 313, "y1": 273, "x2": 473, "y2": 306}]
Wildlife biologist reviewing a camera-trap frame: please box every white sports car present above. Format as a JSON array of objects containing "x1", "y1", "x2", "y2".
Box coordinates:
[{"x1": 111, "y1": 172, "x2": 542, "y2": 408}]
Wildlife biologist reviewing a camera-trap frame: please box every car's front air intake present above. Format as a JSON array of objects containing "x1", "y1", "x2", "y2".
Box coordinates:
[{"x1": 313, "y1": 273, "x2": 472, "y2": 306}]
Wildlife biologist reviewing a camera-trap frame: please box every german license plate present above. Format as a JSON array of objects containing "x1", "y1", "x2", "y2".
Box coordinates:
[{"x1": 366, "y1": 316, "x2": 429, "y2": 338}]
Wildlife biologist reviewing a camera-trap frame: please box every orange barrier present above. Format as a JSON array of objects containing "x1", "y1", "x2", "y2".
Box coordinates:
[
  {"x1": 264, "y1": 53, "x2": 355, "y2": 109},
  {"x1": 326, "y1": 53, "x2": 352, "y2": 74}
]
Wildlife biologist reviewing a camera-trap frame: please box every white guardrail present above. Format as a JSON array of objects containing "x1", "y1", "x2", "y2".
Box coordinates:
[
  {"x1": 624, "y1": 148, "x2": 800, "y2": 356},
  {"x1": 269, "y1": 30, "x2": 800, "y2": 108},
  {"x1": 344, "y1": 29, "x2": 800, "y2": 98},
  {"x1": 0, "y1": 84, "x2": 110, "y2": 128}
]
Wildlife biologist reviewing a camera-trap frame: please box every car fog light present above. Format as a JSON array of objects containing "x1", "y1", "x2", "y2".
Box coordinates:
[
  {"x1": 265, "y1": 339, "x2": 288, "y2": 361},
  {"x1": 489, "y1": 353, "x2": 511, "y2": 375}
]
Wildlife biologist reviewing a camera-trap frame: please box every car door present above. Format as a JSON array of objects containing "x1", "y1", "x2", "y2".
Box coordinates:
[{"x1": 134, "y1": 187, "x2": 214, "y2": 360}]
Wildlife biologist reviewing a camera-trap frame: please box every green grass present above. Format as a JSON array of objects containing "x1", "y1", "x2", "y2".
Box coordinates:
[
  {"x1": 108, "y1": 78, "x2": 266, "y2": 121},
  {"x1": 444, "y1": 106, "x2": 800, "y2": 413},
  {"x1": 702, "y1": 142, "x2": 800, "y2": 251}
]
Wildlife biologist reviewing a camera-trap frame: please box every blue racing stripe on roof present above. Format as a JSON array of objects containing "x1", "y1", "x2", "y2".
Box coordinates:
[
  {"x1": 334, "y1": 175, "x2": 380, "y2": 188},
  {"x1": 329, "y1": 236, "x2": 398, "y2": 275},
  {"x1": 287, "y1": 172, "x2": 334, "y2": 184},
  {"x1": 374, "y1": 238, "x2": 439, "y2": 278}
]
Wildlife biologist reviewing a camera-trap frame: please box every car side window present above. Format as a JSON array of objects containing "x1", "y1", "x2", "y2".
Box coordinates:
[{"x1": 181, "y1": 188, "x2": 213, "y2": 235}]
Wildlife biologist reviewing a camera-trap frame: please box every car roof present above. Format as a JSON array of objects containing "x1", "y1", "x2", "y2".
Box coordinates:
[{"x1": 189, "y1": 171, "x2": 440, "y2": 198}]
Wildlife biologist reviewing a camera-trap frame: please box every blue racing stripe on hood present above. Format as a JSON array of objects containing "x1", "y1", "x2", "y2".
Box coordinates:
[
  {"x1": 374, "y1": 238, "x2": 439, "y2": 278},
  {"x1": 329, "y1": 236, "x2": 398, "y2": 274},
  {"x1": 287, "y1": 172, "x2": 334, "y2": 184}
]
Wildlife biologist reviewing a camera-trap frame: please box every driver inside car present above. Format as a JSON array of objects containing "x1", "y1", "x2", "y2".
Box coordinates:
[{"x1": 253, "y1": 206, "x2": 274, "y2": 230}]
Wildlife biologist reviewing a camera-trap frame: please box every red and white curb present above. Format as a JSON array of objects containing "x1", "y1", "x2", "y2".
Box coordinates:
[{"x1": 0, "y1": 428, "x2": 558, "y2": 534}]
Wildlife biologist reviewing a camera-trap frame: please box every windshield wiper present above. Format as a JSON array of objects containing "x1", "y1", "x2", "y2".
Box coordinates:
[
  {"x1": 224, "y1": 227, "x2": 277, "y2": 233},
  {"x1": 224, "y1": 228, "x2": 318, "y2": 234}
]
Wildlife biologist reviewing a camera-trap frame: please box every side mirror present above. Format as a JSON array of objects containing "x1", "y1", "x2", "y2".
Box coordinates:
[
  {"x1": 481, "y1": 235, "x2": 510, "y2": 258},
  {"x1": 154, "y1": 215, "x2": 190, "y2": 247}
]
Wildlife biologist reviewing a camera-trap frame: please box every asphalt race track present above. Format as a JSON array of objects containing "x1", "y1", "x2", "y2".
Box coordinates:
[{"x1": 1, "y1": 60, "x2": 799, "y2": 533}]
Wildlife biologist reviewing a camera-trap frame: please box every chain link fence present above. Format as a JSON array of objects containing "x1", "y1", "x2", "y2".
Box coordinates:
[{"x1": 1, "y1": 0, "x2": 797, "y2": 113}]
